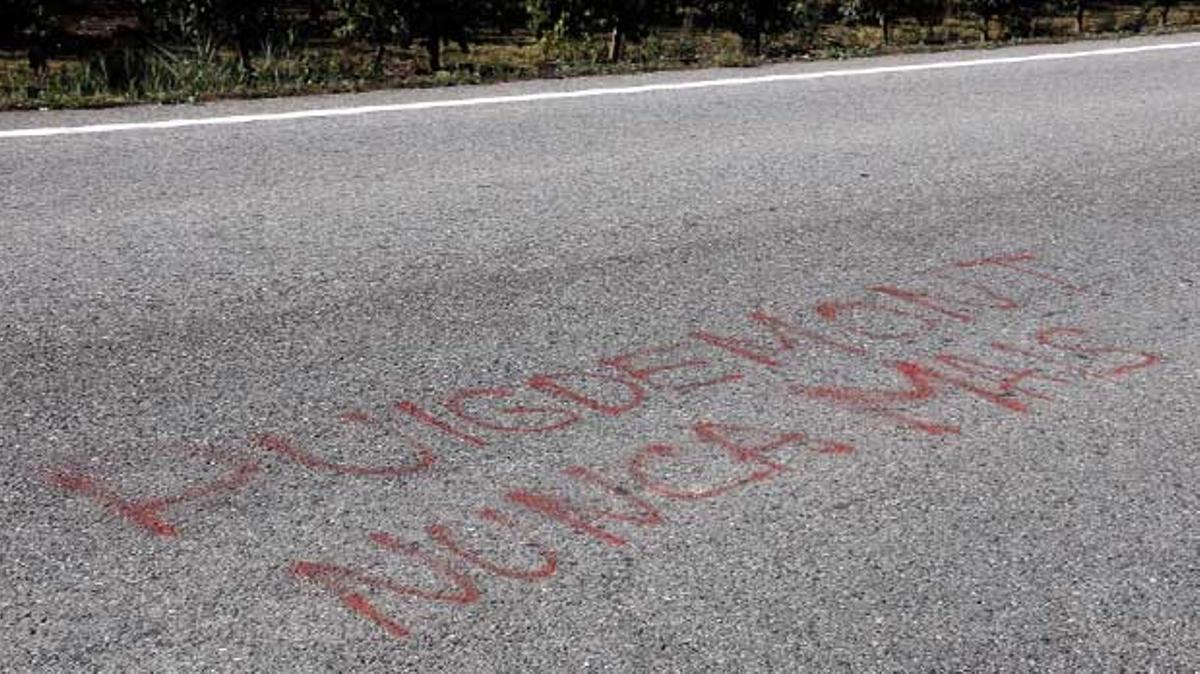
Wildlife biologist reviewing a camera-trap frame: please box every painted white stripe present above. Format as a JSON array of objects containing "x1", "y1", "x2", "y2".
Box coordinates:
[{"x1": 3, "y1": 39, "x2": 1198, "y2": 140}]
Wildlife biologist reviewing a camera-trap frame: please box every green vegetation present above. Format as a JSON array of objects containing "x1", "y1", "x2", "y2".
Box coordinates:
[{"x1": 1, "y1": 0, "x2": 1197, "y2": 109}]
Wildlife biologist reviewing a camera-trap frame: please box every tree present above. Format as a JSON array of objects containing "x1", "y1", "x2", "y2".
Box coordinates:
[
  {"x1": 1128, "y1": 0, "x2": 1176, "y2": 29},
  {"x1": 693, "y1": 0, "x2": 816, "y2": 55},
  {"x1": 339, "y1": 0, "x2": 502, "y2": 71},
  {"x1": 525, "y1": 0, "x2": 675, "y2": 61},
  {"x1": 738, "y1": 0, "x2": 798, "y2": 54},
  {"x1": 839, "y1": 0, "x2": 902, "y2": 43},
  {"x1": 960, "y1": 0, "x2": 1044, "y2": 39},
  {"x1": 1, "y1": 0, "x2": 81, "y2": 73},
  {"x1": 336, "y1": 0, "x2": 408, "y2": 73},
  {"x1": 1155, "y1": 0, "x2": 1176, "y2": 27},
  {"x1": 407, "y1": 0, "x2": 473, "y2": 71},
  {"x1": 838, "y1": 0, "x2": 947, "y2": 44},
  {"x1": 133, "y1": 0, "x2": 285, "y2": 73}
]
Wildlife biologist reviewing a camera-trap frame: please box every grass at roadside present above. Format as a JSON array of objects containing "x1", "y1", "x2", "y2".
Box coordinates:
[{"x1": 2, "y1": 5, "x2": 1198, "y2": 111}]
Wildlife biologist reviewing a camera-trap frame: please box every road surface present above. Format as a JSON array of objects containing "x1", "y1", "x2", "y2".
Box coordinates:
[{"x1": 2, "y1": 34, "x2": 1198, "y2": 671}]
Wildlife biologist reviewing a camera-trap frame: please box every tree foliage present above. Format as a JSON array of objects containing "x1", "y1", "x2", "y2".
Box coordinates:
[
  {"x1": 526, "y1": 0, "x2": 679, "y2": 59},
  {"x1": 1, "y1": 0, "x2": 88, "y2": 69},
  {"x1": 337, "y1": 0, "x2": 515, "y2": 70},
  {"x1": 3, "y1": 0, "x2": 1179, "y2": 94}
]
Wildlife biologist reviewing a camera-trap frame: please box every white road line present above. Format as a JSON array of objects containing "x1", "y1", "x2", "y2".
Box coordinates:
[{"x1": 3, "y1": 39, "x2": 1198, "y2": 140}]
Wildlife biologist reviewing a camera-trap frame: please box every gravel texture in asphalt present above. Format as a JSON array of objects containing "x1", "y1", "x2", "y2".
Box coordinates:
[{"x1": 1, "y1": 34, "x2": 1198, "y2": 671}]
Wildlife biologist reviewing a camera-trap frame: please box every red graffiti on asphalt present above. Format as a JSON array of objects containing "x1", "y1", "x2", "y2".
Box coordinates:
[{"x1": 45, "y1": 251, "x2": 1163, "y2": 642}]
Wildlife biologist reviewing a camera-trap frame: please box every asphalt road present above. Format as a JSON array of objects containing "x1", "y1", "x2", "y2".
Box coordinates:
[{"x1": 2, "y1": 34, "x2": 1198, "y2": 672}]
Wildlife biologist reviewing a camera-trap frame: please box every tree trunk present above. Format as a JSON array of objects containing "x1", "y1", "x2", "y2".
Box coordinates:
[
  {"x1": 27, "y1": 43, "x2": 48, "y2": 74},
  {"x1": 236, "y1": 37, "x2": 255, "y2": 78},
  {"x1": 427, "y1": 31, "x2": 442, "y2": 72},
  {"x1": 372, "y1": 42, "x2": 385, "y2": 76},
  {"x1": 26, "y1": 42, "x2": 48, "y2": 99},
  {"x1": 608, "y1": 25, "x2": 624, "y2": 62},
  {"x1": 1161, "y1": 3, "x2": 1171, "y2": 26},
  {"x1": 1075, "y1": 2, "x2": 1085, "y2": 33},
  {"x1": 880, "y1": 14, "x2": 891, "y2": 45},
  {"x1": 1134, "y1": 2, "x2": 1151, "y2": 31}
]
